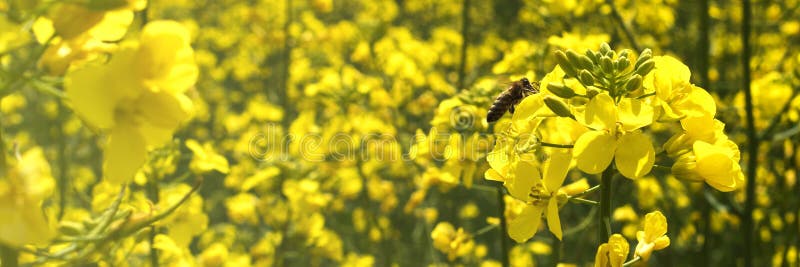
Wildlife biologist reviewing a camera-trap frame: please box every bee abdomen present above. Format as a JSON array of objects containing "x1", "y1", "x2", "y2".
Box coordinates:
[{"x1": 486, "y1": 94, "x2": 513, "y2": 122}]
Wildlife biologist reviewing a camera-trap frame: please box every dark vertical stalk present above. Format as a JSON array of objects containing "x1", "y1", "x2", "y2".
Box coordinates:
[
  {"x1": 280, "y1": 0, "x2": 293, "y2": 126},
  {"x1": 57, "y1": 103, "x2": 68, "y2": 220},
  {"x1": 147, "y1": 180, "x2": 160, "y2": 267},
  {"x1": 457, "y1": 0, "x2": 470, "y2": 90},
  {"x1": 741, "y1": 0, "x2": 756, "y2": 266},
  {"x1": 496, "y1": 187, "x2": 510, "y2": 267},
  {"x1": 606, "y1": 0, "x2": 641, "y2": 51},
  {"x1": 0, "y1": 245, "x2": 18, "y2": 267},
  {"x1": 598, "y1": 167, "x2": 613, "y2": 242}
]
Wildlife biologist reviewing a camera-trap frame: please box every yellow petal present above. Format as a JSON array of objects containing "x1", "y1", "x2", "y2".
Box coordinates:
[
  {"x1": 543, "y1": 149, "x2": 572, "y2": 192},
  {"x1": 574, "y1": 131, "x2": 616, "y2": 174},
  {"x1": 136, "y1": 90, "x2": 191, "y2": 130},
  {"x1": 65, "y1": 64, "x2": 117, "y2": 129},
  {"x1": 617, "y1": 97, "x2": 653, "y2": 131},
  {"x1": 484, "y1": 168, "x2": 505, "y2": 182},
  {"x1": 579, "y1": 93, "x2": 616, "y2": 130},
  {"x1": 546, "y1": 198, "x2": 562, "y2": 240},
  {"x1": 508, "y1": 205, "x2": 544, "y2": 243},
  {"x1": 614, "y1": 132, "x2": 655, "y2": 179},
  {"x1": 104, "y1": 123, "x2": 147, "y2": 183},
  {"x1": 508, "y1": 160, "x2": 541, "y2": 200}
]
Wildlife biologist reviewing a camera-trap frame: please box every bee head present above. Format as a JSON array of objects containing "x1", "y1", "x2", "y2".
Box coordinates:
[{"x1": 520, "y1": 77, "x2": 535, "y2": 93}]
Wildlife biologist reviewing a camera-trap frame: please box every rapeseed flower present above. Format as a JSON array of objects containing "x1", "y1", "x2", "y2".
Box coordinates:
[{"x1": 65, "y1": 20, "x2": 197, "y2": 183}]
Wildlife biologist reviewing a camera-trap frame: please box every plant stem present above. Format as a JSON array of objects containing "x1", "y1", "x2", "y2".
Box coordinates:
[
  {"x1": 0, "y1": 245, "x2": 18, "y2": 267},
  {"x1": 622, "y1": 256, "x2": 642, "y2": 266},
  {"x1": 457, "y1": 0, "x2": 470, "y2": 90},
  {"x1": 598, "y1": 166, "x2": 614, "y2": 242},
  {"x1": 146, "y1": 179, "x2": 160, "y2": 267},
  {"x1": 540, "y1": 142, "x2": 574, "y2": 149},
  {"x1": 496, "y1": 186, "x2": 510, "y2": 267},
  {"x1": 741, "y1": 0, "x2": 756, "y2": 266},
  {"x1": 606, "y1": 0, "x2": 641, "y2": 51}
]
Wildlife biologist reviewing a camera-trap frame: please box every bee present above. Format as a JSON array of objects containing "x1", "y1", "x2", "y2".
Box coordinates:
[{"x1": 486, "y1": 77, "x2": 539, "y2": 123}]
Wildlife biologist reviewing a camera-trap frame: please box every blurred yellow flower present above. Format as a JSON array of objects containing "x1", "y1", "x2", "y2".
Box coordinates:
[
  {"x1": 0, "y1": 148, "x2": 56, "y2": 246},
  {"x1": 65, "y1": 20, "x2": 197, "y2": 184},
  {"x1": 186, "y1": 139, "x2": 229, "y2": 174},
  {"x1": 430, "y1": 222, "x2": 474, "y2": 261},
  {"x1": 635, "y1": 211, "x2": 670, "y2": 261}
]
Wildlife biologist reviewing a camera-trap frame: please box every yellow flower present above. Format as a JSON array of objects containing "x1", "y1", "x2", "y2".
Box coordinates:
[
  {"x1": 186, "y1": 139, "x2": 229, "y2": 174},
  {"x1": 430, "y1": 222, "x2": 474, "y2": 261},
  {"x1": 507, "y1": 149, "x2": 571, "y2": 242},
  {"x1": 671, "y1": 140, "x2": 744, "y2": 192},
  {"x1": 646, "y1": 56, "x2": 715, "y2": 121},
  {"x1": 573, "y1": 93, "x2": 655, "y2": 179},
  {"x1": 0, "y1": 148, "x2": 56, "y2": 246},
  {"x1": 635, "y1": 211, "x2": 670, "y2": 261},
  {"x1": 33, "y1": 2, "x2": 145, "y2": 74},
  {"x1": 65, "y1": 20, "x2": 197, "y2": 184},
  {"x1": 594, "y1": 234, "x2": 629, "y2": 267}
]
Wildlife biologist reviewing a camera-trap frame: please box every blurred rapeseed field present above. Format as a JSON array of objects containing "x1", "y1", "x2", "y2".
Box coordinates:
[{"x1": 1, "y1": 0, "x2": 799, "y2": 266}]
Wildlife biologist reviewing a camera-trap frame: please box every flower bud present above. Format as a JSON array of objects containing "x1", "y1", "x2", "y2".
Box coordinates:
[
  {"x1": 543, "y1": 95, "x2": 574, "y2": 119},
  {"x1": 578, "y1": 70, "x2": 595, "y2": 85},
  {"x1": 586, "y1": 87, "x2": 601, "y2": 98},
  {"x1": 585, "y1": 50, "x2": 599, "y2": 63},
  {"x1": 635, "y1": 59, "x2": 655, "y2": 76},
  {"x1": 619, "y1": 49, "x2": 630, "y2": 59},
  {"x1": 663, "y1": 133, "x2": 693, "y2": 158},
  {"x1": 600, "y1": 56, "x2": 614, "y2": 74},
  {"x1": 547, "y1": 82, "x2": 577, "y2": 98},
  {"x1": 625, "y1": 74, "x2": 643, "y2": 92},
  {"x1": 615, "y1": 56, "x2": 630, "y2": 71},
  {"x1": 600, "y1": 42, "x2": 612, "y2": 55},
  {"x1": 555, "y1": 50, "x2": 578, "y2": 77},
  {"x1": 58, "y1": 221, "x2": 86, "y2": 236},
  {"x1": 566, "y1": 50, "x2": 583, "y2": 70},
  {"x1": 578, "y1": 55, "x2": 595, "y2": 71},
  {"x1": 635, "y1": 49, "x2": 653, "y2": 69},
  {"x1": 671, "y1": 153, "x2": 703, "y2": 182}
]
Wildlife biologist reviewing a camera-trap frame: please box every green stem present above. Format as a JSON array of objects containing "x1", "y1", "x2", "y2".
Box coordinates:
[
  {"x1": 539, "y1": 142, "x2": 574, "y2": 149},
  {"x1": 472, "y1": 223, "x2": 500, "y2": 237},
  {"x1": 146, "y1": 179, "x2": 160, "y2": 267},
  {"x1": 606, "y1": 0, "x2": 641, "y2": 51},
  {"x1": 741, "y1": 0, "x2": 756, "y2": 266},
  {"x1": 569, "y1": 197, "x2": 599, "y2": 206},
  {"x1": 457, "y1": 0, "x2": 470, "y2": 90},
  {"x1": 569, "y1": 185, "x2": 600, "y2": 199},
  {"x1": 622, "y1": 256, "x2": 642, "y2": 267},
  {"x1": 0, "y1": 245, "x2": 18, "y2": 267},
  {"x1": 496, "y1": 186, "x2": 510, "y2": 267},
  {"x1": 598, "y1": 166, "x2": 614, "y2": 242}
]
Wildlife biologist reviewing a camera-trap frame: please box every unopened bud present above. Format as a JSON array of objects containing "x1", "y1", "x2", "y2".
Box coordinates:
[
  {"x1": 625, "y1": 74, "x2": 643, "y2": 92},
  {"x1": 635, "y1": 49, "x2": 653, "y2": 69},
  {"x1": 547, "y1": 82, "x2": 576, "y2": 98},
  {"x1": 543, "y1": 96, "x2": 574, "y2": 119},
  {"x1": 585, "y1": 50, "x2": 599, "y2": 63},
  {"x1": 615, "y1": 56, "x2": 630, "y2": 71},
  {"x1": 59, "y1": 221, "x2": 86, "y2": 236},
  {"x1": 578, "y1": 55, "x2": 595, "y2": 70},
  {"x1": 635, "y1": 59, "x2": 655, "y2": 76},
  {"x1": 600, "y1": 56, "x2": 614, "y2": 74},
  {"x1": 555, "y1": 50, "x2": 578, "y2": 77},
  {"x1": 566, "y1": 50, "x2": 584, "y2": 70},
  {"x1": 578, "y1": 70, "x2": 595, "y2": 85},
  {"x1": 600, "y1": 42, "x2": 612, "y2": 55},
  {"x1": 619, "y1": 50, "x2": 630, "y2": 59}
]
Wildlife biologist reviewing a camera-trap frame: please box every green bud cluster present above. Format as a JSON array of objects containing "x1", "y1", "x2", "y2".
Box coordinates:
[{"x1": 553, "y1": 43, "x2": 655, "y2": 99}]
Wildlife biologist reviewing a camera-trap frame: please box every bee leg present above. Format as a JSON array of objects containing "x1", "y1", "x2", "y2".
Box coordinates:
[{"x1": 509, "y1": 105, "x2": 515, "y2": 114}]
